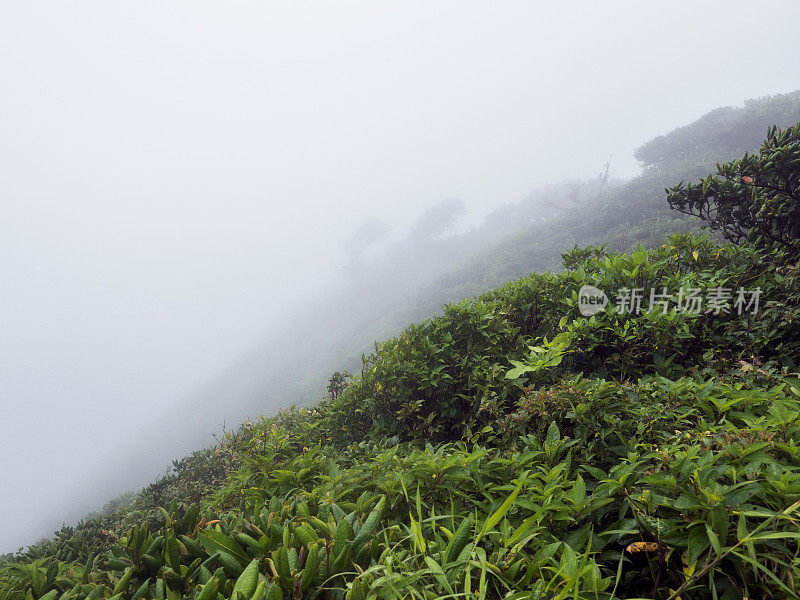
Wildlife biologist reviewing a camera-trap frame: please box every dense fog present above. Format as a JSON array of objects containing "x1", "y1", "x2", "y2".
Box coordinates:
[{"x1": 2, "y1": 1, "x2": 800, "y2": 552}]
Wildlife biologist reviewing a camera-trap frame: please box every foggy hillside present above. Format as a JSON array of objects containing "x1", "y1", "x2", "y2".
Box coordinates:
[
  {"x1": 57, "y1": 90, "x2": 800, "y2": 544},
  {"x1": 4, "y1": 1, "x2": 800, "y2": 558},
  {"x1": 5, "y1": 106, "x2": 800, "y2": 597}
]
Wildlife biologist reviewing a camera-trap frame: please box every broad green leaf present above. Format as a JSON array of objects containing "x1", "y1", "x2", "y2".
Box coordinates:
[{"x1": 198, "y1": 530, "x2": 249, "y2": 566}]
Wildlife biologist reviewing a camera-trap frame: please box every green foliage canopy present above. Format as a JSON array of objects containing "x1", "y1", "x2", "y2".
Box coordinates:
[{"x1": 667, "y1": 122, "x2": 800, "y2": 258}]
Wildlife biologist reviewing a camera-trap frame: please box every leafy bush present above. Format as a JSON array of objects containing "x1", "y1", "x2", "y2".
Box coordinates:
[{"x1": 667, "y1": 121, "x2": 800, "y2": 259}]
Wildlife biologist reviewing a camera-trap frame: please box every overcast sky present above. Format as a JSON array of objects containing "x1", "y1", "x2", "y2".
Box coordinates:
[{"x1": 2, "y1": 1, "x2": 800, "y2": 552}]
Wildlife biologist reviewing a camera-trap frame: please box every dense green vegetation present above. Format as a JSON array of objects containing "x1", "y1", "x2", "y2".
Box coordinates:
[
  {"x1": 667, "y1": 122, "x2": 800, "y2": 260},
  {"x1": 3, "y1": 115, "x2": 800, "y2": 598}
]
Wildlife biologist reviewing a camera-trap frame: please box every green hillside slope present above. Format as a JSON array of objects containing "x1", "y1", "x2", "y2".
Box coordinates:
[
  {"x1": 154, "y1": 92, "x2": 800, "y2": 444},
  {"x1": 3, "y1": 120, "x2": 800, "y2": 599}
]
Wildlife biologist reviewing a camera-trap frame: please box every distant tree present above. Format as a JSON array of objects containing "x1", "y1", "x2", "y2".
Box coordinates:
[
  {"x1": 566, "y1": 180, "x2": 585, "y2": 206},
  {"x1": 342, "y1": 219, "x2": 392, "y2": 264},
  {"x1": 666, "y1": 122, "x2": 800, "y2": 258},
  {"x1": 409, "y1": 199, "x2": 466, "y2": 240},
  {"x1": 591, "y1": 158, "x2": 612, "y2": 203}
]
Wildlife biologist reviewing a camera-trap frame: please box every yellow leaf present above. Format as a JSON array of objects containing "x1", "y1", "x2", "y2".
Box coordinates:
[
  {"x1": 681, "y1": 551, "x2": 696, "y2": 578},
  {"x1": 692, "y1": 251, "x2": 699, "y2": 261}
]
